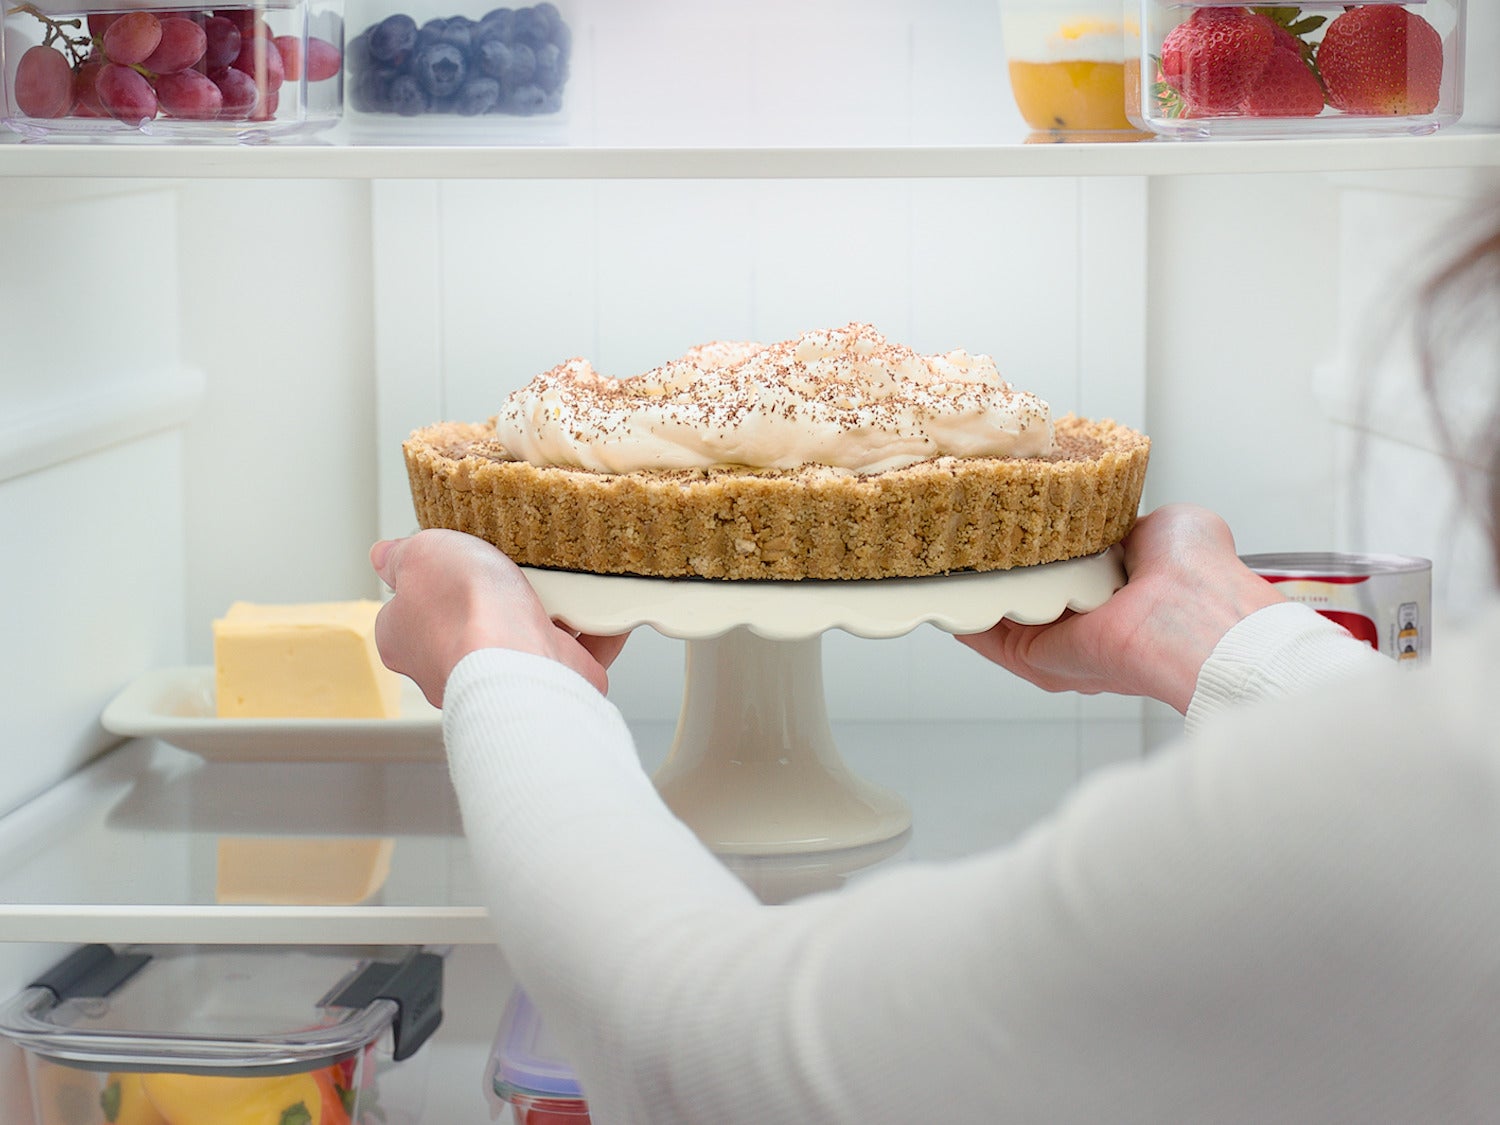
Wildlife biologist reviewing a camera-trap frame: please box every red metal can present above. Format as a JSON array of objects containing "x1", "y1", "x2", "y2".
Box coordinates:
[{"x1": 1240, "y1": 552, "x2": 1431, "y2": 666}]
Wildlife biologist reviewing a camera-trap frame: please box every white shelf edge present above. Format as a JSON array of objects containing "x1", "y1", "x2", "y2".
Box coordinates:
[
  {"x1": 1, "y1": 130, "x2": 1498, "y2": 181},
  {"x1": 0, "y1": 365, "x2": 205, "y2": 485},
  {"x1": 0, "y1": 905, "x2": 495, "y2": 945}
]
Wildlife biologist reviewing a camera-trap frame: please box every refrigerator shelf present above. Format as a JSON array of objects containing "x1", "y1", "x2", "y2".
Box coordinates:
[
  {"x1": 0, "y1": 128, "x2": 1496, "y2": 182},
  {"x1": 0, "y1": 716, "x2": 1165, "y2": 947}
]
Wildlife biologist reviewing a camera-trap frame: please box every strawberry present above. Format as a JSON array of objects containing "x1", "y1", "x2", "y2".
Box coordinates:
[
  {"x1": 1317, "y1": 5, "x2": 1444, "y2": 116},
  {"x1": 1159, "y1": 7, "x2": 1276, "y2": 114},
  {"x1": 1240, "y1": 23, "x2": 1325, "y2": 117}
]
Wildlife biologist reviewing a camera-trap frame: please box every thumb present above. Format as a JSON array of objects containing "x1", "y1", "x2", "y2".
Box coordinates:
[{"x1": 370, "y1": 537, "x2": 404, "y2": 587}]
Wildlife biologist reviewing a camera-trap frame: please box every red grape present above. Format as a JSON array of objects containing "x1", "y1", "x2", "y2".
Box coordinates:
[
  {"x1": 102, "y1": 11, "x2": 163, "y2": 66},
  {"x1": 305, "y1": 36, "x2": 341, "y2": 81},
  {"x1": 203, "y1": 16, "x2": 242, "y2": 69},
  {"x1": 249, "y1": 86, "x2": 278, "y2": 120},
  {"x1": 274, "y1": 34, "x2": 302, "y2": 80},
  {"x1": 86, "y1": 12, "x2": 118, "y2": 39},
  {"x1": 211, "y1": 65, "x2": 259, "y2": 117},
  {"x1": 14, "y1": 45, "x2": 73, "y2": 117},
  {"x1": 156, "y1": 69, "x2": 223, "y2": 118},
  {"x1": 231, "y1": 33, "x2": 284, "y2": 93},
  {"x1": 142, "y1": 16, "x2": 207, "y2": 75},
  {"x1": 218, "y1": 8, "x2": 257, "y2": 35},
  {"x1": 71, "y1": 60, "x2": 107, "y2": 117},
  {"x1": 95, "y1": 62, "x2": 159, "y2": 122}
]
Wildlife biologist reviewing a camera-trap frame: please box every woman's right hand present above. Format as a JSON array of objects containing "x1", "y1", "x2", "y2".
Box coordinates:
[{"x1": 957, "y1": 504, "x2": 1288, "y2": 713}]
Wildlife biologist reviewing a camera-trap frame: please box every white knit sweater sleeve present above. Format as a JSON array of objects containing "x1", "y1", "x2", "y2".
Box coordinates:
[
  {"x1": 442, "y1": 607, "x2": 1492, "y2": 1125},
  {"x1": 1185, "y1": 600, "x2": 1390, "y2": 732}
]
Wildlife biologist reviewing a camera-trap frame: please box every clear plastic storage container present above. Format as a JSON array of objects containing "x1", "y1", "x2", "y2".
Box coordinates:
[
  {"x1": 0, "y1": 0, "x2": 344, "y2": 141},
  {"x1": 485, "y1": 989, "x2": 591, "y2": 1124},
  {"x1": 0, "y1": 944, "x2": 444, "y2": 1125},
  {"x1": 1128, "y1": 0, "x2": 1466, "y2": 138},
  {"x1": 998, "y1": 0, "x2": 1149, "y2": 139},
  {"x1": 344, "y1": 0, "x2": 581, "y2": 142}
]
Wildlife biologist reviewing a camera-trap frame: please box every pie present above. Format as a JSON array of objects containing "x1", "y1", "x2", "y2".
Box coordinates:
[{"x1": 402, "y1": 324, "x2": 1150, "y2": 581}]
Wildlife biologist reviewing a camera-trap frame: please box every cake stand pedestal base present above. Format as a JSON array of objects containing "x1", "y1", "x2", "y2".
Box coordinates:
[
  {"x1": 653, "y1": 628, "x2": 909, "y2": 857},
  {"x1": 523, "y1": 548, "x2": 1124, "y2": 861}
]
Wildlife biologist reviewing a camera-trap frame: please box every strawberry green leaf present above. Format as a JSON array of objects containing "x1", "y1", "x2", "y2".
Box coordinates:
[{"x1": 99, "y1": 1081, "x2": 122, "y2": 1124}]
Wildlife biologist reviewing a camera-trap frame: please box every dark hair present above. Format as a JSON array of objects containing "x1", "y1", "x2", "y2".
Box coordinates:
[{"x1": 1414, "y1": 202, "x2": 1500, "y2": 568}]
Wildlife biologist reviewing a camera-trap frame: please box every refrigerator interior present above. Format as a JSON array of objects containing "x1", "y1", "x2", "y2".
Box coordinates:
[{"x1": 2, "y1": 0, "x2": 1499, "y2": 1120}]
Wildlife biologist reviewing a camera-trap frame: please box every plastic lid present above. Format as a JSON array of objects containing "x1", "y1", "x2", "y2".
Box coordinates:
[
  {"x1": 1239, "y1": 552, "x2": 1431, "y2": 577},
  {"x1": 0, "y1": 944, "x2": 443, "y2": 1075},
  {"x1": 487, "y1": 988, "x2": 584, "y2": 1102}
]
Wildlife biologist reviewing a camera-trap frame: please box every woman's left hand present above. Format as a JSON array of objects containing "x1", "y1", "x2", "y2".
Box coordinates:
[{"x1": 370, "y1": 529, "x2": 628, "y2": 707}]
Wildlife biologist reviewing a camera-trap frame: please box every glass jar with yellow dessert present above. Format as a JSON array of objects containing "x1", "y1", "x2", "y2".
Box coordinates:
[{"x1": 998, "y1": 0, "x2": 1148, "y2": 140}]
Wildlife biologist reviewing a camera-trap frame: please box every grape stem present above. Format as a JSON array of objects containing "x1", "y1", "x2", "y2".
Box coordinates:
[{"x1": 8, "y1": 2, "x2": 94, "y2": 67}]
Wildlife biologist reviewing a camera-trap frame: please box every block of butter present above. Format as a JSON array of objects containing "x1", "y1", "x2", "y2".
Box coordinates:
[
  {"x1": 216, "y1": 836, "x2": 396, "y2": 905},
  {"x1": 212, "y1": 600, "x2": 402, "y2": 719}
]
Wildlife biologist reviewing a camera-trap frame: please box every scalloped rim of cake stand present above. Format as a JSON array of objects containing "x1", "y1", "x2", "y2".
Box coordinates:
[{"x1": 521, "y1": 546, "x2": 1125, "y2": 641}]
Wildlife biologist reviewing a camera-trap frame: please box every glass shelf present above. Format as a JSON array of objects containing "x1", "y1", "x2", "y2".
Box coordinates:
[
  {"x1": 0, "y1": 716, "x2": 1164, "y2": 946},
  {"x1": 0, "y1": 125, "x2": 1496, "y2": 181}
]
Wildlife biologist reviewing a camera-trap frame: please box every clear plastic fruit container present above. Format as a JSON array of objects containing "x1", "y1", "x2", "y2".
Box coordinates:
[
  {"x1": 997, "y1": 0, "x2": 1150, "y2": 140},
  {"x1": 343, "y1": 0, "x2": 581, "y2": 143},
  {"x1": 1128, "y1": 0, "x2": 1466, "y2": 138},
  {"x1": 0, "y1": 944, "x2": 444, "y2": 1125},
  {"x1": 1, "y1": 0, "x2": 343, "y2": 142},
  {"x1": 485, "y1": 989, "x2": 592, "y2": 1124}
]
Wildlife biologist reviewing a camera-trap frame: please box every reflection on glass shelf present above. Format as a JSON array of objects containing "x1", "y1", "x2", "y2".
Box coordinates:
[{"x1": 0, "y1": 717, "x2": 1164, "y2": 944}]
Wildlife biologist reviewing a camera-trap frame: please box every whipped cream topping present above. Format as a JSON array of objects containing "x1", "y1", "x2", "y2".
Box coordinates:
[
  {"x1": 1001, "y1": 13, "x2": 1136, "y2": 62},
  {"x1": 492, "y1": 322, "x2": 1054, "y2": 475}
]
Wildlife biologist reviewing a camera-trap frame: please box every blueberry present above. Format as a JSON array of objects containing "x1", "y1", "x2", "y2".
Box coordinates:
[
  {"x1": 440, "y1": 16, "x2": 474, "y2": 52},
  {"x1": 512, "y1": 6, "x2": 550, "y2": 46},
  {"x1": 368, "y1": 13, "x2": 417, "y2": 63},
  {"x1": 345, "y1": 30, "x2": 373, "y2": 74},
  {"x1": 475, "y1": 39, "x2": 511, "y2": 80},
  {"x1": 532, "y1": 1, "x2": 561, "y2": 27},
  {"x1": 457, "y1": 76, "x2": 501, "y2": 115},
  {"x1": 505, "y1": 41, "x2": 535, "y2": 85},
  {"x1": 387, "y1": 72, "x2": 428, "y2": 115},
  {"x1": 550, "y1": 18, "x2": 570, "y2": 57},
  {"x1": 412, "y1": 41, "x2": 467, "y2": 98},
  {"x1": 416, "y1": 18, "x2": 448, "y2": 48},
  {"x1": 532, "y1": 40, "x2": 563, "y2": 93},
  {"x1": 476, "y1": 39, "x2": 536, "y2": 87},
  {"x1": 502, "y1": 82, "x2": 547, "y2": 114},
  {"x1": 477, "y1": 9, "x2": 514, "y2": 44}
]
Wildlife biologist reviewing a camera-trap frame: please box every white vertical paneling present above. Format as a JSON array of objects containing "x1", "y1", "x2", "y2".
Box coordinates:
[
  {"x1": 583, "y1": 0, "x2": 1007, "y2": 149},
  {"x1": 374, "y1": 180, "x2": 449, "y2": 542},
  {"x1": 437, "y1": 179, "x2": 601, "y2": 423},
  {"x1": 594, "y1": 181, "x2": 758, "y2": 369},
  {"x1": 747, "y1": 15, "x2": 913, "y2": 147},
  {"x1": 1315, "y1": 169, "x2": 1500, "y2": 630},
  {"x1": 0, "y1": 428, "x2": 189, "y2": 817},
  {"x1": 750, "y1": 179, "x2": 915, "y2": 340},
  {"x1": 173, "y1": 179, "x2": 380, "y2": 662},
  {"x1": 1076, "y1": 176, "x2": 1149, "y2": 430},
  {"x1": 0, "y1": 182, "x2": 195, "y2": 814},
  {"x1": 910, "y1": 2, "x2": 1016, "y2": 144},
  {"x1": 1142, "y1": 172, "x2": 1342, "y2": 550}
]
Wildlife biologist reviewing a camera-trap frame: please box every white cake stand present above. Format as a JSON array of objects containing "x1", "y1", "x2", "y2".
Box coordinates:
[{"x1": 522, "y1": 549, "x2": 1124, "y2": 858}]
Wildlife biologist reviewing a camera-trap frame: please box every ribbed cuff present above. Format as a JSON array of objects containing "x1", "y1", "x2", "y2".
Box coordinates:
[{"x1": 1186, "y1": 602, "x2": 1391, "y2": 734}]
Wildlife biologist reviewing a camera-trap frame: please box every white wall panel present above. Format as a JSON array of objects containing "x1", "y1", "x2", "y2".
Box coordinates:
[
  {"x1": 581, "y1": 0, "x2": 1011, "y2": 149},
  {"x1": 1142, "y1": 172, "x2": 1342, "y2": 551},
  {"x1": 176, "y1": 179, "x2": 381, "y2": 663}
]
